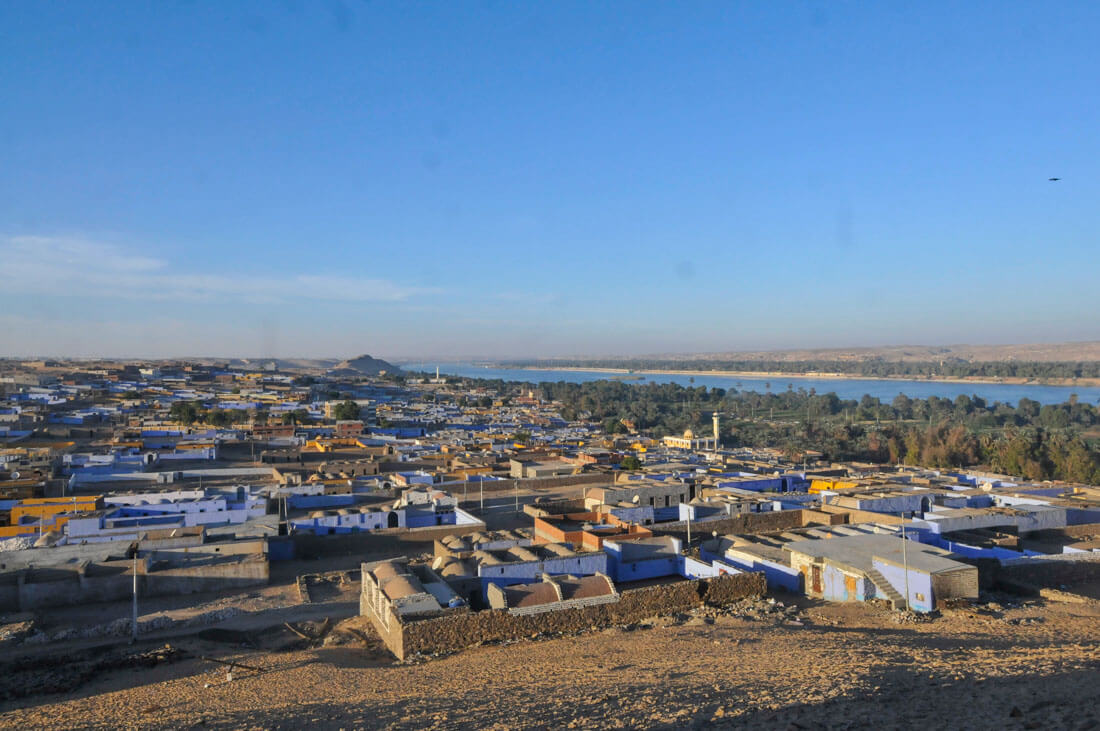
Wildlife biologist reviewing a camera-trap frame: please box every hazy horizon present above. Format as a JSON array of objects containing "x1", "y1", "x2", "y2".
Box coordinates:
[{"x1": 5, "y1": 339, "x2": 1100, "y2": 364}]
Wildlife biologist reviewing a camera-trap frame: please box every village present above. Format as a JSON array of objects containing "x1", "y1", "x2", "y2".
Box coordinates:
[{"x1": 0, "y1": 356, "x2": 1097, "y2": 695}]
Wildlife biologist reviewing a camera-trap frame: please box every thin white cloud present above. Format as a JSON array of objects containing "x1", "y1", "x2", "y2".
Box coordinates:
[{"x1": 1, "y1": 235, "x2": 434, "y2": 304}]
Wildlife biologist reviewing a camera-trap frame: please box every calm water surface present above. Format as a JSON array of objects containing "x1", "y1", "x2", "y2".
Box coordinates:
[{"x1": 405, "y1": 363, "x2": 1100, "y2": 407}]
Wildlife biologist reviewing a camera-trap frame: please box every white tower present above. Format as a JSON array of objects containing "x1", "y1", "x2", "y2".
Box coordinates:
[{"x1": 712, "y1": 412, "x2": 720, "y2": 451}]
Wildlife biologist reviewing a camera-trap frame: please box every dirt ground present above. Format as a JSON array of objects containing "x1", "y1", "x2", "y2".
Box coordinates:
[{"x1": 1, "y1": 591, "x2": 1097, "y2": 730}]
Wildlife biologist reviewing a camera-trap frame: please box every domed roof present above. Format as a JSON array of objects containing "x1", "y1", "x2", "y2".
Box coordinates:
[{"x1": 683, "y1": 429, "x2": 695, "y2": 439}]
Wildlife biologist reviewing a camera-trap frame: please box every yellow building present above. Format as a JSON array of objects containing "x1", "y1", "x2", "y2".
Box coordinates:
[
  {"x1": 808, "y1": 479, "x2": 861, "y2": 494},
  {"x1": 0, "y1": 514, "x2": 73, "y2": 538},
  {"x1": 661, "y1": 428, "x2": 718, "y2": 451},
  {"x1": 10, "y1": 495, "x2": 103, "y2": 522}
]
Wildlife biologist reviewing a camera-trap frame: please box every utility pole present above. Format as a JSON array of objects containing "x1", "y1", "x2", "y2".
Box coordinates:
[
  {"x1": 681, "y1": 477, "x2": 690, "y2": 546},
  {"x1": 480, "y1": 480, "x2": 484, "y2": 511},
  {"x1": 901, "y1": 513, "x2": 910, "y2": 612},
  {"x1": 131, "y1": 550, "x2": 139, "y2": 644}
]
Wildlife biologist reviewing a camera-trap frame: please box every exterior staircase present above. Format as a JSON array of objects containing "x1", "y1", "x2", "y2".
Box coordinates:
[{"x1": 865, "y1": 567, "x2": 905, "y2": 609}]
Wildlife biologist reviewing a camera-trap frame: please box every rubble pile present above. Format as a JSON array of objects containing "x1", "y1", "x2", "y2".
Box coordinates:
[{"x1": 0, "y1": 644, "x2": 185, "y2": 702}]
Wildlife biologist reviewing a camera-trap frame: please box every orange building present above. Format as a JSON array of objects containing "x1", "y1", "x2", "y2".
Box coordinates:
[{"x1": 533, "y1": 511, "x2": 653, "y2": 551}]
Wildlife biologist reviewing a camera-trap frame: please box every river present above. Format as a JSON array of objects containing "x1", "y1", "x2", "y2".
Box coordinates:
[{"x1": 403, "y1": 363, "x2": 1100, "y2": 406}]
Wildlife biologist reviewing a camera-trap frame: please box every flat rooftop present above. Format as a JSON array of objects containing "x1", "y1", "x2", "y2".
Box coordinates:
[{"x1": 784, "y1": 533, "x2": 969, "y2": 575}]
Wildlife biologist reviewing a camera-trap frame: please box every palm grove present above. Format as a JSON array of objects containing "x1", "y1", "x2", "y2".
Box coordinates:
[{"x1": 511, "y1": 380, "x2": 1100, "y2": 484}]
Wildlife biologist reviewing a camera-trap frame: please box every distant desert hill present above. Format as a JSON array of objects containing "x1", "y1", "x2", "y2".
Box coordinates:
[
  {"x1": 328, "y1": 354, "x2": 400, "y2": 375},
  {"x1": 642, "y1": 342, "x2": 1100, "y2": 363},
  {"x1": 228, "y1": 357, "x2": 338, "y2": 371}
]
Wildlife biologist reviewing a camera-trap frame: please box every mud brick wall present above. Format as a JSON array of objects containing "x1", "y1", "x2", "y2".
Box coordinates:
[
  {"x1": 700, "y1": 571, "x2": 768, "y2": 605},
  {"x1": 650, "y1": 509, "x2": 807, "y2": 539},
  {"x1": 1028, "y1": 523, "x2": 1100, "y2": 541},
  {"x1": 398, "y1": 572, "x2": 765, "y2": 660},
  {"x1": 997, "y1": 555, "x2": 1100, "y2": 591}
]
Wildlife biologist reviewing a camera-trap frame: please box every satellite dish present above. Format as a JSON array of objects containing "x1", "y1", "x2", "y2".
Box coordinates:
[
  {"x1": 632, "y1": 495, "x2": 640, "y2": 504},
  {"x1": 10, "y1": 471, "x2": 20, "y2": 480}
]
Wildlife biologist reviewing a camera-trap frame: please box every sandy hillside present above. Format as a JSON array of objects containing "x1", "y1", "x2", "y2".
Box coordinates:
[{"x1": 2, "y1": 592, "x2": 1098, "y2": 730}]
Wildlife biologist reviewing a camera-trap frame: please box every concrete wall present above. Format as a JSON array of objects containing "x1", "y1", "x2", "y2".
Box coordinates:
[
  {"x1": 680, "y1": 555, "x2": 724, "y2": 579},
  {"x1": 821, "y1": 564, "x2": 872, "y2": 604},
  {"x1": 919, "y1": 507, "x2": 1069, "y2": 535},
  {"x1": 610, "y1": 556, "x2": 679, "y2": 583},
  {"x1": 702, "y1": 548, "x2": 803, "y2": 593},
  {"x1": 872, "y1": 558, "x2": 935, "y2": 613},
  {"x1": 144, "y1": 557, "x2": 268, "y2": 596},
  {"x1": 293, "y1": 522, "x2": 485, "y2": 561},
  {"x1": 603, "y1": 537, "x2": 683, "y2": 582},
  {"x1": 3, "y1": 554, "x2": 269, "y2": 611},
  {"x1": 476, "y1": 552, "x2": 610, "y2": 600}
]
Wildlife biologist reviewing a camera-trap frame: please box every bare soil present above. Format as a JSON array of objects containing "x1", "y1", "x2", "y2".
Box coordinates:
[{"x1": 2, "y1": 592, "x2": 1098, "y2": 730}]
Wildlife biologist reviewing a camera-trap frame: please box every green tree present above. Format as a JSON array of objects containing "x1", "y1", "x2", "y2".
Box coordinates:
[
  {"x1": 332, "y1": 400, "x2": 361, "y2": 421},
  {"x1": 603, "y1": 417, "x2": 626, "y2": 434},
  {"x1": 169, "y1": 401, "x2": 200, "y2": 425},
  {"x1": 282, "y1": 408, "x2": 313, "y2": 426}
]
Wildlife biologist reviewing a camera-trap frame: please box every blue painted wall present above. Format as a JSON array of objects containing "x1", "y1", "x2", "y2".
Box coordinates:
[
  {"x1": 700, "y1": 547, "x2": 802, "y2": 592},
  {"x1": 476, "y1": 553, "x2": 609, "y2": 599},
  {"x1": 872, "y1": 558, "x2": 934, "y2": 613}
]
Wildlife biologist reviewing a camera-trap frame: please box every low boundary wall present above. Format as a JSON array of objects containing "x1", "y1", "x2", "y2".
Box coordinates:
[
  {"x1": 370, "y1": 571, "x2": 765, "y2": 660},
  {"x1": 995, "y1": 553, "x2": 1100, "y2": 593},
  {"x1": 452, "y1": 473, "x2": 610, "y2": 496},
  {"x1": 293, "y1": 522, "x2": 486, "y2": 560},
  {"x1": 650, "y1": 509, "x2": 815, "y2": 539}
]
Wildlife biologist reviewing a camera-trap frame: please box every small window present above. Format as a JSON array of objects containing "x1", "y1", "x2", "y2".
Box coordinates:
[{"x1": 915, "y1": 592, "x2": 925, "y2": 602}]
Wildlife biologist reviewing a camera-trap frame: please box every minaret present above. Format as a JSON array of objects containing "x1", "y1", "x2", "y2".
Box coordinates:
[{"x1": 712, "y1": 412, "x2": 720, "y2": 451}]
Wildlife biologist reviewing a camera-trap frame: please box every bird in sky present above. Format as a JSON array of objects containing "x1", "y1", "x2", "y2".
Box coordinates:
[{"x1": 1049, "y1": 177, "x2": 1061, "y2": 181}]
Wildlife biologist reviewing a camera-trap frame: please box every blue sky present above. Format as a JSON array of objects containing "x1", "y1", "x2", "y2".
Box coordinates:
[{"x1": 2, "y1": 1, "x2": 1098, "y2": 359}]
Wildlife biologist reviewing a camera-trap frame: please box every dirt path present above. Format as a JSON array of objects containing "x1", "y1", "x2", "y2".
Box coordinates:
[{"x1": 3, "y1": 596, "x2": 1098, "y2": 730}]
